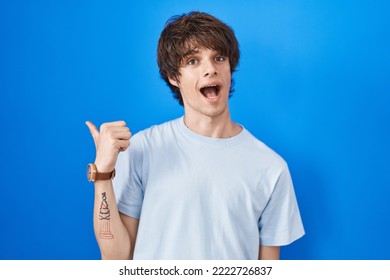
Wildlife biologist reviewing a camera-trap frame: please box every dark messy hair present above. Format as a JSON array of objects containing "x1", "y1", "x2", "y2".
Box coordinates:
[{"x1": 157, "y1": 11, "x2": 240, "y2": 105}]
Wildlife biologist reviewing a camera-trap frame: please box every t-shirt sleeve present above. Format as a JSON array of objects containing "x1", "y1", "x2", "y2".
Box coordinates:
[
  {"x1": 112, "y1": 133, "x2": 144, "y2": 219},
  {"x1": 258, "y1": 164, "x2": 305, "y2": 246}
]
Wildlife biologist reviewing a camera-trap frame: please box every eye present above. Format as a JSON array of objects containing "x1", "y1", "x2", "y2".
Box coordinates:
[
  {"x1": 187, "y1": 58, "x2": 198, "y2": 65},
  {"x1": 215, "y1": 56, "x2": 226, "y2": 62}
]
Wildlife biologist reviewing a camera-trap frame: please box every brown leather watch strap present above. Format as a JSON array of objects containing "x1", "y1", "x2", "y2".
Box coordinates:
[{"x1": 96, "y1": 169, "x2": 116, "y2": 180}]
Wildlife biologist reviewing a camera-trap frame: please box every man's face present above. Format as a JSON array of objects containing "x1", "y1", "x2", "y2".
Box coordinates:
[{"x1": 169, "y1": 47, "x2": 232, "y2": 121}]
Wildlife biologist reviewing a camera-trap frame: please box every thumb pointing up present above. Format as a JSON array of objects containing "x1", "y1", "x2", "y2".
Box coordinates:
[
  {"x1": 85, "y1": 120, "x2": 131, "y2": 172},
  {"x1": 85, "y1": 121, "x2": 99, "y2": 148}
]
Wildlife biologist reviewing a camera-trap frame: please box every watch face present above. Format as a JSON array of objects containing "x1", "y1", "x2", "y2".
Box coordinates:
[
  {"x1": 87, "y1": 164, "x2": 96, "y2": 182},
  {"x1": 87, "y1": 166, "x2": 92, "y2": 181}
]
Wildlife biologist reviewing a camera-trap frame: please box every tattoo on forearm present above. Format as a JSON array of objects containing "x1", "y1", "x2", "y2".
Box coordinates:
[{"x1": 98, "y1": 192, "x2": 114, "y2": 239}]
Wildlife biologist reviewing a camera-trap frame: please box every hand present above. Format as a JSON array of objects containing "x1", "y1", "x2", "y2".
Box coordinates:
[{"x1": 86, "y1": 120, "x2": 131, "y2": 172}]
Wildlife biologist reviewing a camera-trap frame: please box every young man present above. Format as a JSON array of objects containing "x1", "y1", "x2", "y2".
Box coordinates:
[{"x1": 86, "y1": 11, "x2": 304, "y2": 260}]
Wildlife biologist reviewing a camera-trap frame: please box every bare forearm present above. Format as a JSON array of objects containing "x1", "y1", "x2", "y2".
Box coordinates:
[
  {"x1": 93, "y1": 180, "x2": 131, "y2": 259},
  {"x1": 86, "y1": 120, "x2": 133, "y2": 259},
  {"x1": 258, "y1": 246, "x2": 280, "y2": 260}
]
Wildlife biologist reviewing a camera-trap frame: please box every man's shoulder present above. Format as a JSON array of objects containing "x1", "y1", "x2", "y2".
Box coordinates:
[
  {"x1": 132, "y1": 117, "x2": 181, "y2": 141},
  {"x1": 242, "y1": 128, "x2": 288, "y2": 170}
]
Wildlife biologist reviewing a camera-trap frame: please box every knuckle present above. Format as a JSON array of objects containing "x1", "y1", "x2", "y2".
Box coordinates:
[
  {"x1": 107, "y1": 128, "x2": 114, "y2": 137},
  {"x1": 100, "y1": 123, "x2": 108, "y2": 133}
]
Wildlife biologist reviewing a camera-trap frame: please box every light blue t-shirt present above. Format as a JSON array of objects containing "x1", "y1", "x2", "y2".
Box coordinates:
[{"x1": 113, "y1": 117, "x2": 304, "y2": 259}]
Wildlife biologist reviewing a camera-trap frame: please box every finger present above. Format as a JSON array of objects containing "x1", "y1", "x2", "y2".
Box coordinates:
[
  {"x1": 115, "y1": 140, "x2": 131, "y2": 152},
  {"x1": 105, "y1": 126, "x2": 131, "y2": 133},
  {"x1": 99, "y1": 121, "x2": 128, "y2": 137},
  {"x1": 101, "y1": 120, "x2": 127, "y2": 128},
  {"x1": 100, "y1": 126, "x2": 131, "y2": 140},
  {"x1": 111, "y1": 130, "x2": 132, "y2": 140},
  {"x1": 85, "y1": 121, "x2": 99, "y2": 147}
]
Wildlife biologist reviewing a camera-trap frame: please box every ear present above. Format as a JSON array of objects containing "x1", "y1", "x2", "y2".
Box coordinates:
[{"x1": 168, "y1": 76, "x2": 179, "y2": 87}]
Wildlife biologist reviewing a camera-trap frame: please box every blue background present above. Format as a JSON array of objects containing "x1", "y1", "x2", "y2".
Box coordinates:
[{"x1": 1, "y1": 0, "x2": 389, "y2": 260}]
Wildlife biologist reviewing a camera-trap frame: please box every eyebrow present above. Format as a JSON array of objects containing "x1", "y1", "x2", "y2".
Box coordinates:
[
  {"x1": 183, "y1": 48, "x2": 224, "y2": 59},
  {"x1": 182, "y1": 48, "x2": 200, "y2": 58}
]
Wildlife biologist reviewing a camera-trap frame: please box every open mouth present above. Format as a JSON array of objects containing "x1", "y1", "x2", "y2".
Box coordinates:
[{"x1": 200, "y1": 84, "x2": 221, "y2": 99}]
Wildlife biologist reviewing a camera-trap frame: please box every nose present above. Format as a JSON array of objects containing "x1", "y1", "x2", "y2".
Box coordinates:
[{"x1": 203, "y1": 59, "x2": 217, "y2": 77}]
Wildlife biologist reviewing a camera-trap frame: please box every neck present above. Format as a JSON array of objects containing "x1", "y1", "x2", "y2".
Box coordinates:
[{"x1": 183, "y1": 111, "x2": 242, "y2": 138}]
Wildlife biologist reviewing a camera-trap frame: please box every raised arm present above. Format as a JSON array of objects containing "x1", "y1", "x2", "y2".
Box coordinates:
[{"x1": 86, "y1": 120, "x2": 137, "y2": 259}]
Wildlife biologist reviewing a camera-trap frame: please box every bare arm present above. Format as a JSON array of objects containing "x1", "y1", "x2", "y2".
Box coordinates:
[
  {"x1": 93, "y1": 180, "x2": 137, "y2": 259},
  {"x1": 119, "y1": 212, "x2": 139, "y2": 259},
  {"x1": 258, "y1": 246, "x2": 280, "y2": 260},
  {"x1": 87, "y1": 120, "x2": 138, "y2": 259}
]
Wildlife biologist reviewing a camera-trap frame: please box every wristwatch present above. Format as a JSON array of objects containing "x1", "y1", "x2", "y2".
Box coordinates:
[{"x1": 87, "y1": 163, "x2": 116, "y2": 182}]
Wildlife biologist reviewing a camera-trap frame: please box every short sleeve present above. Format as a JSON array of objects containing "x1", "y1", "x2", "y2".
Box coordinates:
[
  {"x1": 112, "y1": 133, "x2": 145, "y2": 219},
  {"x1": 258, "y1": 164, "x2": 305, "y2": 246}
]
